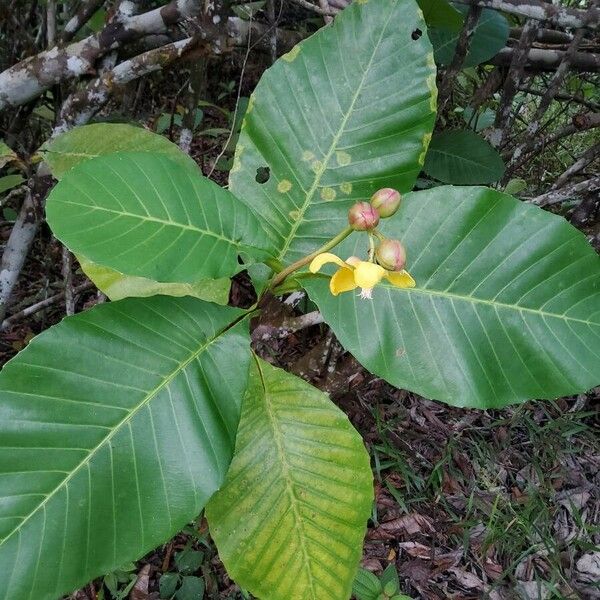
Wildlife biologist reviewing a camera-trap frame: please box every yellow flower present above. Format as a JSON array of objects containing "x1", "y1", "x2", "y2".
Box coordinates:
[{"x1": 309, "y1": 252, "x2": 415, "y2": 299}]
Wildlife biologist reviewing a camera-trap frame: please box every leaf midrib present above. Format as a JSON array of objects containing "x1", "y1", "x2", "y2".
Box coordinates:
[
  {"x1": 254, "y1": 355, "x2": 318, "y2": 599},
  {"x1": 384, "y1": 285, "x2": 599, "y2": 326},
  {"x1": 0, "y1": 312, "x2": 246, "y2": 549},
  {"x1": 54, "y1": 199, "x2": 238, "y2": 246},
  {"x1": 276, "y1": 1, "x2": 398, "y2": 263},
  {"x1": 428, "y1": 147, "x2": 500, "y2": 173}
]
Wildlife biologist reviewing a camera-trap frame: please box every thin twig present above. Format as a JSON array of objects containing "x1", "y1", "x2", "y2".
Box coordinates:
[
  {"x1": 207, "y1": 4, "x2": 289, "y2": 179},
  {"x1": 289, "y1": 0, "x2": 335, "y2": 16},
  {"x1": 552, "y1": 143, "x2": 600, "y2": 190},
  {"x1": 491, "y1": 19, "x2": 538, "y2": 148},
  {"x1": 502, "y1": 3, "x2": 596, "y2": 182},
  {"x1": 1, "y1": 282, "x2": 94, "y2": 330},
  {"x1": 438, "y1": 5, "x2": 483, "y2": 110},
  {"x1": 504, "y1": 112, "x2": 600, "y2": 178},
  {"x1": 453, "y1": 0, "x2": 599, "y2": 30},
  {"x1": 62, "y1": 246, "x2": 75, "y2": 316},
  {"x1": 518, "y1": 86, "x2": 599, "y2": 112}
]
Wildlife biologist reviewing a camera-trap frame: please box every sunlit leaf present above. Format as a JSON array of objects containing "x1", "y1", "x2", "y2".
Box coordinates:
[
  {"x1": 230, "y1": 0, "x2": 437, "y2": 268},
  {"x1": 40, "y1": 123, "x2": 197, "y2": 179},
  {"x1": 78, "y1": 256, "x2": 231, "y2": 305},
  {"x1": 207, "y1": 357, "x2": 373, "y2": 600}
]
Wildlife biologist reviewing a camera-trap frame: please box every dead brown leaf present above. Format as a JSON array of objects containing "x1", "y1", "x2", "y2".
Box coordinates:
[{"x1": 129, "y1": 564, "x2": 151, "y2": 600}]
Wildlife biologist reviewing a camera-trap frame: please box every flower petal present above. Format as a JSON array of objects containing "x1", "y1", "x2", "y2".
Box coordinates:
[
  {"x1": 353, "y1": 262, "x2": 386, "y2": 289},
  {"x1": 330, "y1": 267, "x2": 357, "y2": 296},
  {"x1": 385, "y1": 269, "x2": 416, "y2": 289},
  {"x1": 309, "y1": 252, "x2": 348, "y2": 273}
]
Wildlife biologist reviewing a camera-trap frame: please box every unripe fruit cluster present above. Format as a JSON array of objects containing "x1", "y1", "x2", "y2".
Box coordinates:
[{"x1": 348, "y1": 188, "x2": 402, "y2": 231}]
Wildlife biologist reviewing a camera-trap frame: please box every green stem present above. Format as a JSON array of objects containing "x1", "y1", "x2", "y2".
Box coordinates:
[
  {"x1": 367, "y1": 233, "x2": 376, "y2": 262},
  {"x1": 269, "y1": 226, "x2": 353, "y2": 289}
]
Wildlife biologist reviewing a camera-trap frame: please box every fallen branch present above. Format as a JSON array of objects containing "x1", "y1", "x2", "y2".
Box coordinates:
[
  {"x1": 54, "y1": 36, "x2": 200, "y2": 134},
  {"x1": 491, "y1": 47, "x2": 600, "y2": 72},
  {"x1": 252, "y1": 310, "x2": 325, "y2": 342},
  {"x1": 454, "y1": 0, "x2": 599, "y2": 30},
  {"x1": 530, "y1": 176, "x2": 600, "y2": 206},
  {"x1": 0, "y1": 175, "x2": 53, "y2": 323},
  {"x1": 289, "y1": 0, "x2": 335, "y2": 16},
  {"x1": 0, "y1": 0, "x2": 201, "y2": 110},
  {"x1": 1, "y1": 281, "x2": 94, "y2": 330},
  {"x1": 510, "y1": 27, "x2": 573, "y2": 45},
  {"x1": 552, "y1": 143, "x2": 600, "y2": 190}
]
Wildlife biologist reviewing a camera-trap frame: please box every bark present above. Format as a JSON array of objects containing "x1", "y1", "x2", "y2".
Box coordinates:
[
  {"x1": 507, "y1": 112, "x2": 600, "y2": 173},
  {"x1": 289, "y1": 0, "x2": 335, "y2": 16},
  {"x1": 46, "y1": 0, "x2": 57, "y2": 47},
  {"x1": 54, "y1": 36, "x2": 200, "y2": 134},
  {"x1": 509, "y1": 27, "x2": 573, "y2": 45},
  {"x1": 530, "y1": 176, "x2": 600, "y2": 207},
  {"x1": 552, "y1": 143, "x2": 600, "y2": 190},
  {"x1": 318, "y1": 0, "x2": 334, "y2": 24},
  {"x1": 0, "y1": 0, "x2": 202, "y2": 110},
  {"x1": 266, "y1": 0, "x2": 278, "y2": 62},
  {"x1": 502, "y1": 26, "x2": 589, "y2": 182},
  {"x1": 454, "y1": 0, "x2": 599, "y2": 30},
  {"x1": 438, "y1": 5, "x2": 483, "y2": 110},
  {"x1": 491, "y1": 19, "x2": 538, "y2": 147},
  {"x1": 491, "y1": 47, "x2": 600, "y2": 72},
  {"x1": 224, "y1": 17, "x2": 304, "y2": 54},
  {"x1": 0, "y1": 175, "x2": 52, "y2": 323},
  {"x1": 178, "y1": 56, "x2": 207, "y2": 154},
  {"x1": 62, "y1": 247, "x2": 75, "y2": 316}
]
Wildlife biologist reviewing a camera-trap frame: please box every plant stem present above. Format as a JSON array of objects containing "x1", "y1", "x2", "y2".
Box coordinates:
[
  {"x1": 269, "y1": 226, "x2": 353, "y2": 289},
  {"x1": 367, "y1": 233, "x2": 376, "y2": 262}
]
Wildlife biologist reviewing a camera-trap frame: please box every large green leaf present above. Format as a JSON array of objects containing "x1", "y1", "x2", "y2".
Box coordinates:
[
  {"x1": 424, "y1": 130, "x2": 505, "y2": 184},
  {"x1": 77, "y1": 256, "x2": 231, "y2": 305},
  {"x1": 0, "y1": 296, "x2": 251, "y2": 600},
  {"x1": 417, "y1": 0, "x2": 463, "y2": 31},
  {"x1": 46, "y1": 152, "x2": 272, "y2": 284},
  {"x1": 230, "y1": 0, "x2": 436, "y2": 267},
  {"x1": 305, "y1": 186, "x2": 600, "y2": 408},
  {"x1": 206, "y1": 357, "x2": 373, "y2": 600},
  {"x1": 40, "y1": 123, "x2": 197, "y2": 179},
  {"x1": 430, "y1": 6, "x2": 509, "y2": 67}
]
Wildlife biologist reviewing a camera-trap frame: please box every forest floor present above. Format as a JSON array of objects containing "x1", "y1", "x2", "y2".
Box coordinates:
[
  {"x1": 3, "y1": 199, "x2": 598, "y2": 600},
  {"x1": 1, "y1": 74, "x2": 598, "y2": 600},
  {"x1": 2, "y1": 260, "x2": 599, "y2": 600}
]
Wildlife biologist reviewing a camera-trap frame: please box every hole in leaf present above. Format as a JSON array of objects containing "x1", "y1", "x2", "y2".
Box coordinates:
[
  {"x1": 255, "y1": 166, "x2": 270, "y2": 184},
  {"x1": 411, "y1": 28, "x2": 422, "y2": 40}
]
